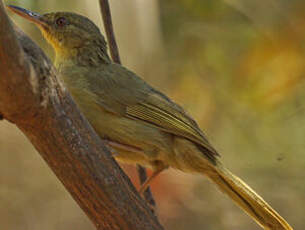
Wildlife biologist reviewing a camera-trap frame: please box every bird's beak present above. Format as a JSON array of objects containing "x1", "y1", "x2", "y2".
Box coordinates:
[{"x1": 7, "y1": 5, "x2": 47, "y2": 28}]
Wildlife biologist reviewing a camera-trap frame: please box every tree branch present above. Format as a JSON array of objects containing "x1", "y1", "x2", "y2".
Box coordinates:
[
  {"x1": 98, "y1": 0, "x2": 156, "y2": 208},
  {"x1": 0, "y1": 1, "x2": 163, "y2": 229}
]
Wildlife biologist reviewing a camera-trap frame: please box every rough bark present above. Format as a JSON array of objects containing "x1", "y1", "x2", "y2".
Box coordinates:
[{"x1": 0, "y1": 1, "x2": 163, "y2": 230}]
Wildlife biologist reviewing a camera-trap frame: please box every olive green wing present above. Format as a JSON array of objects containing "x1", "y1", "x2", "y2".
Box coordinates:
[
  {"x1": 127, "y1": 91, "x2": 218, "y2": 156},
  {"x1": 89, "y1": 63, "x2": 218, "y2": 158}
]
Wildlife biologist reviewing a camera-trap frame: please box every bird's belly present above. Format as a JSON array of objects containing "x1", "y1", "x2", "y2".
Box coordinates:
[{"x1": 75, "y1": 96, "x2": 173, "y2": 167}]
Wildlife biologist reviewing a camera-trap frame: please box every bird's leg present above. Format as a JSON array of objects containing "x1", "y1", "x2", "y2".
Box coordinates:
[
  {"x1": 105, "y1": 140, "x2": 144, "y2": 156},
  {"x1": 139, "y1": 165, "x2": 167, "y2": 194},
  {"x1": 105, "y1": 139, "x2": 164, "y2": 193},
  {"x1": 104, "y1": 140, "x2": 165, "y2": 197},
  {"x1": 103, "y1": 140, "x2": 118, "y2": 156}
]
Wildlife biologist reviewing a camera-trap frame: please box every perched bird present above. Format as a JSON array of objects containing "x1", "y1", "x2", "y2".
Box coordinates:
[{"x1": 8, "y1": 5, "x2": 292, "y2": 230}]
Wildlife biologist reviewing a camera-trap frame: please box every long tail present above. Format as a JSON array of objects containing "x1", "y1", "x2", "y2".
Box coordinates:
[{"x1": 207, "y1": 162, "x2": 292, "y2": 230}]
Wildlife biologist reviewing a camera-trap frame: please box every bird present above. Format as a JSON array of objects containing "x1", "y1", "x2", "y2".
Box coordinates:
[{"x1": 7, "y1": 5, "x2": 292, "y2": 230}]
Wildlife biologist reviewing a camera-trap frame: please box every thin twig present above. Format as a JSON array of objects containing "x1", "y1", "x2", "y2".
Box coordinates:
[
  {"x1": 137, "y1": 165, "x2": 156, "y2": 207},
  {"x1": 99, "y1": 0, "x2": 121, "y2": 64},
  {"x1": 98, "y1": 0, "x2": 156, "y2": 208}
]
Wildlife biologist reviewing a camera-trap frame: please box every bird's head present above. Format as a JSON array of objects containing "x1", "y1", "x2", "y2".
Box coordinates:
[{"x1": 7, "y1": 5, "x2": 109, "y2": 63}]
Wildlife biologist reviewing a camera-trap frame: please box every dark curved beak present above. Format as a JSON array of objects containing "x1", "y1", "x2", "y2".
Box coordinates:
[{"x1": 7, "y1": 5, "x2": 47, "y2": 28}]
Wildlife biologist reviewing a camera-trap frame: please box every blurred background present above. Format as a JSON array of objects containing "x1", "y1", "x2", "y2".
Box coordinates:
[{"x1": 1, "y1": 0, "x2": 305, "y2": 229}]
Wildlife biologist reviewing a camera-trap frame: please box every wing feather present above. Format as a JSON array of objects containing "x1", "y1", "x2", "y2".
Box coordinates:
[
  {"x1": 89, "y1": 63, "x2": 218, "y2": 157},
  {"x1": 127, "y1": 94, "x2": 218, "y2": 156}
]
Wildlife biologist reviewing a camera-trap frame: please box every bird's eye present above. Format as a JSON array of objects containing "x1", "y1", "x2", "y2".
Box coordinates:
[{"x1": 56, "y1": 17, "x2": 67, "y2": 27}]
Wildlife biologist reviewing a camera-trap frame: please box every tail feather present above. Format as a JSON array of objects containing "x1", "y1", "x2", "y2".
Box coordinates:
[{"x1": 209, "y1": 163, "x2": 292, "y2": 230}]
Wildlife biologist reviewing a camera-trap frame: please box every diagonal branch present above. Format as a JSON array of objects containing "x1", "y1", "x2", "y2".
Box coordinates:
[
  {"x1": 0, "y1": 1, "x2": 163, "y2": 229},
  {"x1": 98, "y1": 0, "x2": 156, "y2": 208}
]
